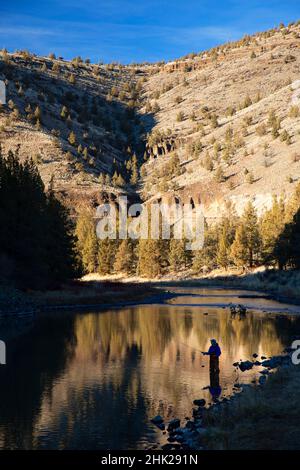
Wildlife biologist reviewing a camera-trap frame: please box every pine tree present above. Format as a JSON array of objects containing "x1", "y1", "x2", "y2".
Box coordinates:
[
  {"x1": 44, "y1": 189, "x2": 79, "y2": 283},
  {"x1": 230, "y1": 224, "x2": 248, "y2": 268},
  {"x1": 114, "y1": 239, "x2": 135, "y2": 274},
  {"x1": 0, "y1": 149, "x2": 78, "y2": 288},
  {"x1": 260, "y1": 196, "x2": 285, "y2": 265},
  {"x1": 169, "y1": 239, "x2": 186, "y2": 271},
  {"x1": 231, "y1": 202, "x2": 260, "y2": 268},
  {"x1": 138, "y1": 239, "x2": 161, "y2": 278},
  {"x1": 216, "y1": 225, "x2": 230, "y2": 269},
  {"x1": 75, "y1": 211, "x2": 98, "y2": 273},
  {"x1": 242, "y1": 202, "x2": 261, "y2": 267},
  {"x1": 193, "y1": 223, "x2": 219, "y2": 272},
  {"x1": 98, "y1": 239, "x2": 116, "y2": 274},
  {"x1": 273, "y1": 207, "x2": 300, "y2": 269},
  {"x1": 285, "y1": 182, "x2": 300, "y2": 222}
]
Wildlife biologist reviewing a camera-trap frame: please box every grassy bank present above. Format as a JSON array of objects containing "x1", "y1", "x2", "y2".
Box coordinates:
[
  {"x1": 202, "y1": 364, "x2": 300, "y2": 450},
  {"x1": 157, "y1": 269, "x2": 300, "y2": 303},
  {"x1": 0, "y1": 280, "x2": 161, "y2": 315},
  {"x1": 85, "y1": 268, "x2": 300, "y2": 303},
  {"x1": 199, "y1": 269, "x2": 300, "y2": 302}
]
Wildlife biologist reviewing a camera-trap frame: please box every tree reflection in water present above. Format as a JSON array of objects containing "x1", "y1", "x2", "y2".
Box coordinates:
[{"x1": 0, "y1": 292, "x2": 299, "y2": 450}]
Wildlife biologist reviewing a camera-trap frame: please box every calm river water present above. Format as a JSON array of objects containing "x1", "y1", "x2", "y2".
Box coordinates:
[{"x1": 0, "y1": 287, "x2": 299, "y2": 449}]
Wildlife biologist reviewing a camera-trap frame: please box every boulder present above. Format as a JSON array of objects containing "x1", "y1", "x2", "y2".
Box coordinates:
[
  {"x1": 185, "y1": 421, "x2": 195, "y2": 429},
  {"x1": 239, "y1": 360, "x2": 253, "y2": 372},
  {"x1": 167, "y1": 418, "x2": 180, "y2": 432},
  {"x1": 261, "y1": 355, "x2": 290, "y2": 369},
  {"x1": 151, "y1": 415, "x2": 165, "y2": 430},
  {"x1": 259, "y1": 369, "x2": 270, "y2": 375},
  {"x1": 193, "y1": 399, "x2": 206, "y2": 407},
  {"x1": 259, "y1": 375, "x2": 267, "y2": 386},
  {"x1": 151, "y1": 415, "x2": 164, "y2": 425}
]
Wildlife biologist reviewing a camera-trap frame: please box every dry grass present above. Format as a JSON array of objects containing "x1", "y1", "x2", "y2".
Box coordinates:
[
  {"x1": 30, "y1": 280, "x2": 159, "y2": 308},
  {"x1": 207, "y1": 269, "x2": 300, "y2": 301},
  {"x1": 84, "y1": 268, "x2": 300, "y2": 303},
  {"x1": 0, "y1": 280, "x2": 159, "y2": 314},
  {"x1": 202, "y1": 364, "x2": 300, "y2": 449}
]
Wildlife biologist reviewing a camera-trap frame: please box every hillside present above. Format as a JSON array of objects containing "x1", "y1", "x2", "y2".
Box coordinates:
[
  {"x1": 140, "y1": 21, "x2": 300, "y2": 218},
  {"x1": 0, "y1": 51, "x2": 147, "y2": 209},
  {"x1": 1, "y1": 21, "x2": 300, "y2": 217}
]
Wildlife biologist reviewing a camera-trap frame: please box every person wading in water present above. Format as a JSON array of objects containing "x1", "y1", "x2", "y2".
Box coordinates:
[
  {"x1": 202, "y1": 339, "x2": 222, "y2": 401},
  {"x1": 202, "y1": 339, "x2": 221, "y2": 373}
]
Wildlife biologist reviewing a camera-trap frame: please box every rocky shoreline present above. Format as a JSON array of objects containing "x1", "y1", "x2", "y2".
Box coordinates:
[{"x1": 150, "y1": 351, "x2": 295, "y2": 451}]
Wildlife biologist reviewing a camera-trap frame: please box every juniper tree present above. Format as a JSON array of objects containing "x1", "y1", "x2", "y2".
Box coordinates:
[
  {"x1": 52, "y1": 62, "x2": 59, "y2": 73},
  {"x1": 203, "y1": 151, "x2": 214, "y2": 171},
  {"x1": 69, "y1": 73, "x2": 76, "y2": 84},
  {"x1": 68, "y1": 131, "x2": 76, "y2": 146},
  {"x1": 60, "y1": 106, "x2": 68, "y2": 119},
  {"x1": 82, "y1": 147, "x2": 88, "y2": 160},
  {"x1": 215, "y1": 165, "x2": 225, "y2": 183},
  {"x1": 130, "y1": 154, "x2": 139, "y2": 185},
  {"x1": 34, "y1": 106, "x2": 41, "y2": 121},
  {"x1": 176, "y1": 111, "x2": 184, "y2": 122},
  {"x1": 98, "y1": 173, "x2": 105, "y2": 185}
]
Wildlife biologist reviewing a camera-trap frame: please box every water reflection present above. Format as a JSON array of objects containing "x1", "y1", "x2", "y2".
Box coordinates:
[{"x1": 0, "y1": 289, "x2": 299, "y2": 449}]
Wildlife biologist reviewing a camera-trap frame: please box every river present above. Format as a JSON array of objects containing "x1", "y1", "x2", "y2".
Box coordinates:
[{"x1": 0, "y1": 287, "x2": 299, "y2": 450}]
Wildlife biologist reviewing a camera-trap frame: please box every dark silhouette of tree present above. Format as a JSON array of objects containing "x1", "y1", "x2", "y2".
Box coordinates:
[
  {"x1": 273, "y1": 207, "x2": 300, "y2": 269},
  {"x1": 0, "y1": 148, "x2": 79, "y2": 288}
]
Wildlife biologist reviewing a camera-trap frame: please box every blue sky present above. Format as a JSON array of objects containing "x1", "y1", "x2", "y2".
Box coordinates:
[{"x1": 0, "y1": 1, "x2": 299, "y2": 63}]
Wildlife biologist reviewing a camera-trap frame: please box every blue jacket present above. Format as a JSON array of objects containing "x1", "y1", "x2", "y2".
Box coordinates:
[{"x1": 208, "y1": 344, "x2": 221, "y2": 357}]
